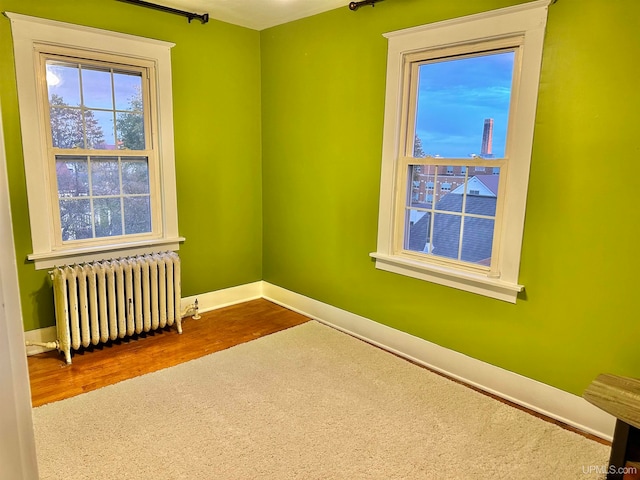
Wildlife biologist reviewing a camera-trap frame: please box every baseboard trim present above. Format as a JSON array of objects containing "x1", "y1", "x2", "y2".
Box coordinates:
[
  {"x1": 25, "y1": 280, "x2": 615, "y2": 440},
  {"x1": 261, "y1": 282, "x2": 615, "y2": 441},
  {"x1": 180, "y1": 281, "x2": 263, "y2": 314}
]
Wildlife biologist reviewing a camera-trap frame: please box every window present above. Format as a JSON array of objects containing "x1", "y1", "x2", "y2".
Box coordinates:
[
  {"x1": 8, "y1": 13, "x2": 182, "y2": 269},
  {"x1": 46, "y1": 53, "x2": 157, "y2": 243},
  {"x1": 371, "y1": 1, "x2": 550, "y2": 302}
]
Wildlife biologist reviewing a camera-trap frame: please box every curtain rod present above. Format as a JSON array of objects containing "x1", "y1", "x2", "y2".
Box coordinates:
[
  {"x1": 350, "y1": 0, "x2": 556, "y2": 12},
  {"x1": 349, "y1": 0, "x2": 383, "y2": 11},
  {"x1": 116, "y1": 0, "x2": 209, "y2": 24}
]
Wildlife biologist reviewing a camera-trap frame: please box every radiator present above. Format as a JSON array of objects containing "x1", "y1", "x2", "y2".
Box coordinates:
[{"x1": 49, "y1": 252, "x2": 183, "y2": 364}]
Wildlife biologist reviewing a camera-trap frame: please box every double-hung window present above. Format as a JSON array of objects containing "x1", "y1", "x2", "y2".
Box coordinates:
[
  {"x1": 44, "y1": 51, "x2": 158, "y2": 243},
  {"x1": 8, "y1": 13, "x2": 182, "y2": 270},
  {"x1": 371, "y1": 1, "x2": 550, "y2": 302}
]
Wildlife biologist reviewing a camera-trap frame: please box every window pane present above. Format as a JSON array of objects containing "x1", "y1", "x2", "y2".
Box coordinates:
[
  {"x1": 405, "y1": 209, "x2": 431, "y2": 253},
  {"x1": 114, "y1": 72, "x2": 143, "y2": 111},
  {"x1": 461, "y1": 217, "x2": 494, "y2": 265},
  {"x1": 463, "y1": 169, "x2": 499, "y2": 217},
  {"x1": 81, "y1": 67, "x2": 113, "y2": 110},
  {"x1": 93, "y1": 198, "x2": 122, "y2": 237},
  {"x1": 122, "y1": 158, "x2": 150, "y2": 194},
  {"x1": 414, "y1": 51, "x2": 514, "y2": 158},
  {"x1": 408, "y1": 165, "x2": 435, "y2": 209},
  {"x1": 431, "y1": 213, "x2": 461, "y2": 260},
  {"x1": 124, "y1": 196, "x2": 151, "y2": 234},
  {"x1": 50, "y1": 105, "x2": 85, "y2": 149},
  {"x1": 56, "y1": 157, "x2": 88, "y2": 197},
  {"x1": 46, "y1": 62, "x2": 80, "y2": 107},
  {"x1": 84, "y1": 110, "x2": 112, "y2": 149},
  {"x1": 116, "y1": 112, "x2": 145, "y2": 150},
  {"x1": 436, "y1": 189, "x2": 462, "y2": 213},
  {"x1": 59, "y1": 198, "x2": 92, "y2": 241},
  {"x1": 91, "y1": 159, "x2": 120, "y2": 196}
]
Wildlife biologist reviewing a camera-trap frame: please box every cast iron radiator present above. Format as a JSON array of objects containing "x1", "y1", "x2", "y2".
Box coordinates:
[{"x1": 49, "y1": 252, "x2": 182, "y2": 364}]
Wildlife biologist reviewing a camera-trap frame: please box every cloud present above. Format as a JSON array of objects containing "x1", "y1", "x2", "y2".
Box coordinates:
[{"x1": 413, "y1": 51, "x2": 514, "y2": 158}]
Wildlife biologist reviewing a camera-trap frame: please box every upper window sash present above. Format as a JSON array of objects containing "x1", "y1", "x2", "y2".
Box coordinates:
[
  {"x1": 401, "y1": 38, "x2": 523, "y2": 161},
  {"x1": 38, "y1": 49, "x2": 155, "y2": 154}
]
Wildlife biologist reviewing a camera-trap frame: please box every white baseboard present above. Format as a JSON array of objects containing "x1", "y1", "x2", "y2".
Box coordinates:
[
  {"x1": 180, "y1": 281, "x2": 263, "y2": 314},
  {"x1": 24, "y1": 279, "x2": 615, "y2": 440},
  {"x1": 261, "y1": 282, "x2": 616, "y2": 441}
]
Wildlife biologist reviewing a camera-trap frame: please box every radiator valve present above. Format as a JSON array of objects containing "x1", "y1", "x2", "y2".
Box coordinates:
[
  {"x1": 181, "y1": 298, "x2": 201, "y2": 320},
  {"x1": 193, "y1": 298, "x2": 201, "y2": 319}
]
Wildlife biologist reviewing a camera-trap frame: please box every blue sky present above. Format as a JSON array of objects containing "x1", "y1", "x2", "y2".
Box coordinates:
[{"x1": 415, "y1": 51, "x2": 514, "y2": 158}]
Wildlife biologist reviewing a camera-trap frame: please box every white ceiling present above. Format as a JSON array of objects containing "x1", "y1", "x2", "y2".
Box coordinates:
[{"x1": 150, "y1": 0, "x2": 349, "y2": 31}]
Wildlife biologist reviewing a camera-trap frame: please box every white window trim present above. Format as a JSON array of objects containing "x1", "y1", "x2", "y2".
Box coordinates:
[
  {"x1": 371, "y1": 0, "x2": 551, "y2": 303},
  {"x1": 7, "y1": 12, "x2": 183, "y2": 270}
]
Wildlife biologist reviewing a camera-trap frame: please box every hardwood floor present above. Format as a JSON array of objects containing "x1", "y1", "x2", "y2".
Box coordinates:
[{"x1": 27, "y1": 298, "x2": 309, "y2": 407}]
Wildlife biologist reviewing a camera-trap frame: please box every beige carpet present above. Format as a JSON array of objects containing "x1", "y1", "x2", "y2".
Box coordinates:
[{"x1": 33, "y1": 321, "x2": 609, "y2": 479}]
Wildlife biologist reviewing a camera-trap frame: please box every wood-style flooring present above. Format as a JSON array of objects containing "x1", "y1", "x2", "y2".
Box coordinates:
[{"x1": 27, "y1": 298, "x2": 309, "y2": 407}]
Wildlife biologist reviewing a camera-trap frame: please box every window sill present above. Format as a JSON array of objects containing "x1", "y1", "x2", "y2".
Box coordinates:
[
  {"x1": 28, "y1": 237, "x2": 186, "y2": 270},
  {"x1": 369, "y1": 252, "x2": 523, "y2": 303}
]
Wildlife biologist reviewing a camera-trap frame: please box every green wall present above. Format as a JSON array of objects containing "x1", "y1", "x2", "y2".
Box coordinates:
[
  {"x1": 2, "y1": 0, "x2": 638, "y2": 398},
  {"x1": 0, "y1": 0, "x2": 263, "y2": 331},
  {"x1": 261, "y1": 0, "x2": 640, "y2": 396}
]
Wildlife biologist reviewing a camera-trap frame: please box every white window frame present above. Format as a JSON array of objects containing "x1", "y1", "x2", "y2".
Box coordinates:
[
  {"x1": 7, "y1": 12, "x2": 183, "y2": 270},
  {"x1": 370, "y1": 1, "x2": 551, "y2": 303}
]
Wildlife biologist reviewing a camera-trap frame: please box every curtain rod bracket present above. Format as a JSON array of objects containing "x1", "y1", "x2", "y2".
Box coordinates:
[
  {"x1": 349, "y1": 0, "x2": 383, "y2": 11},
  {"x1": 116, "y1": 0, "x2": 209, "y2": 24}
]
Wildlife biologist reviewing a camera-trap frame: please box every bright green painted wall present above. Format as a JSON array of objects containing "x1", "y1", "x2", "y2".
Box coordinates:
[
  {"x1": 0, "y1": 0, "x2": 262, "y2": 331},
  {"x1": 261, "y1": 0, "x2": 640, "y2": 396},
  {"x1": 3, "y1": 0, "x2": 638, "y2": 398}
]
